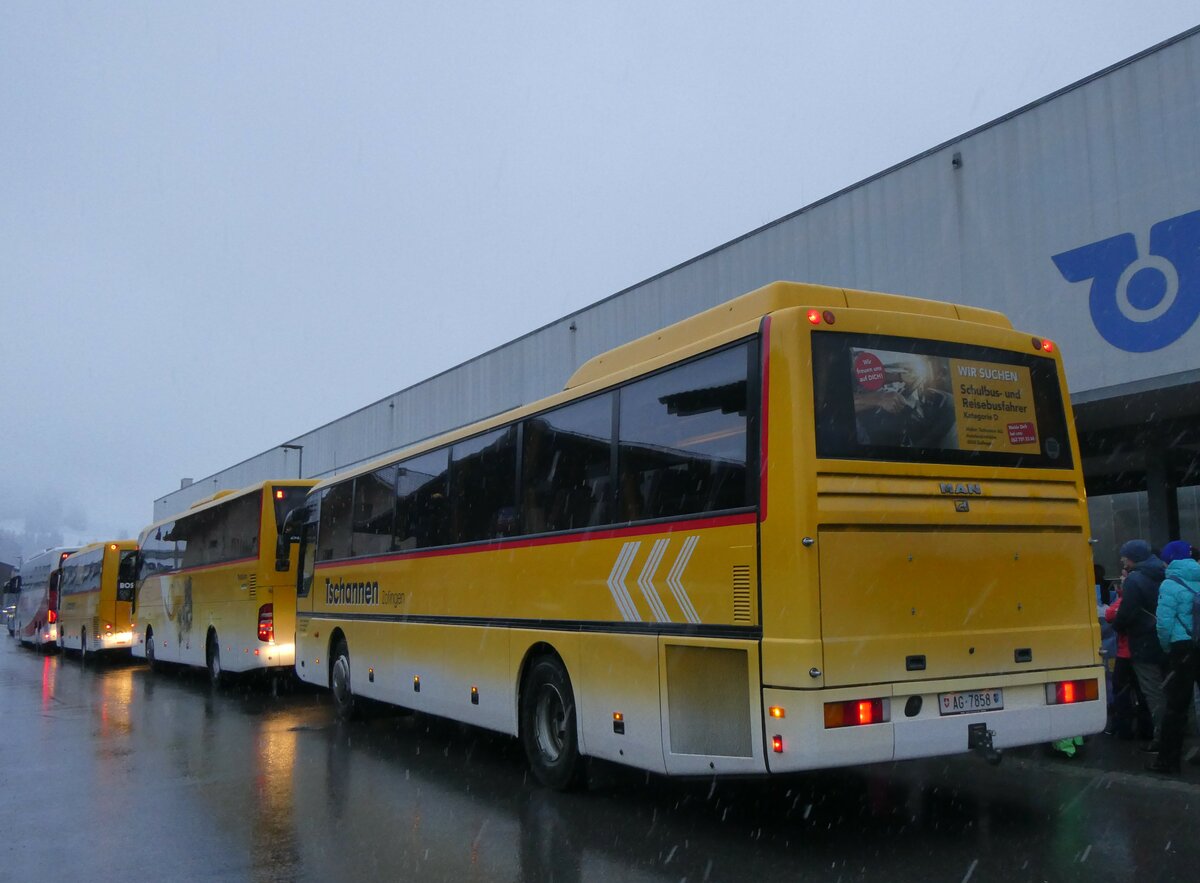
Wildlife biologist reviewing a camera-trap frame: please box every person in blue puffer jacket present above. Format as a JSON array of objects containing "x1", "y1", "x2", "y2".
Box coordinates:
[{"x1": 1147, "y1": 540, "x2": 1200, "y2": 774}]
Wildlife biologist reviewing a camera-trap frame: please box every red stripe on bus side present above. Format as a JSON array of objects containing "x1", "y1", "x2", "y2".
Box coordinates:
[
  {"x1": 315, "y1": 511, "x2": 757, "y2": 569},
  {"x1": 759, "y1": 316, "x2": 771, "y2": 524}
]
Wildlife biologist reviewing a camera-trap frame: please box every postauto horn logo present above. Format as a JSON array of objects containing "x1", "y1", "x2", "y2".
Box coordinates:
[{"x1": 1052, "y1": 210, "x2": 1200, "y2": 353}]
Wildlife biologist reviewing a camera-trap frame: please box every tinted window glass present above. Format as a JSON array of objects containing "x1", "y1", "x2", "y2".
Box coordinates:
[
  {"x1": 395, "y1": 449, "x2": 450, "y2": 550},
  {"x1": 618, "y1": 344, "x2": 751, "y2": 521},
  {"x1": 811, "y1": 331, "x2": 1074, "y2": 469},
  {"x1": 60, "y1": 553, "x2": 89, "y2": 595},
  {"x1": 272, "y1": 485, "x2": 310, "y2": 537},
  {"x1": 140, "y1": 522, "x2": 180, "y2": 577},
  {"x1": 221, "y1": 493, "x2": 261, "y2": 562},
  {"x1": 451, "y1": 426, "x2": 518, "y2": 543},
  {"x1": 317, "y1": 482, "x2": 354, "y2": 561},
  {"x1": 352, "y1": 466, "x2": 397, "y2": 557},
  {"x1": 117, "y1": 550, "x2": 137, "y2": 602},
  {"x1": 175, "y1": 508, "x2": 214, "y2": 569},
  {"x1": 522, "y1": 393, "x2": 614, "y2": 533}
]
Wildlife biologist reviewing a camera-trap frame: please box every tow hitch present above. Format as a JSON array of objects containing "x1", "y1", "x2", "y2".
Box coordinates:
[{"x1": 968, "y1": 722, "x2": 1002, "y2": 766}]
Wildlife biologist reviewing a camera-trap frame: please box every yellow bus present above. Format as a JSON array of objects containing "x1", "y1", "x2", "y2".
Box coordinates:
[
  {"x1": 57, "y1": 540, "x2": 139, "y2": 660},
  {"x1": 133, "y1": 480, "x2": 317, "y2": 683},
  {"x1": 289, "y1": 281, "x2": 1104, "y2": 788}
]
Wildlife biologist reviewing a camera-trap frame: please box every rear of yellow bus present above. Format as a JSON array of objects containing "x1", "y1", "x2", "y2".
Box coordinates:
[
  {"x1": 758, "y1": 285, "x2": 1104, "y2": 771},
  {"x1": 98, "y1": 541, "x2": 139, "y2": 652}
]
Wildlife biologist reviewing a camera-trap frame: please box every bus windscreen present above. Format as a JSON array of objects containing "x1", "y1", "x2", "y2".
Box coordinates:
[
  {"x1": 812, "y1": 331, "x2": 1073, "y2": 469},
  {"x1": 272, "y1": 486, "x2": 311, "y2": 536}
]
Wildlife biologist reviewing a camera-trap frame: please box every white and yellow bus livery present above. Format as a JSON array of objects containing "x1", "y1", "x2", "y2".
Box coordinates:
[
  {"x1": 289, "y1": 281, "x2": 1105, "y2": 787},
  {"x1": 133, "y1": 480, "x2": 316, "y2": 682},
  {"x1": 57, "y1": 540, "x2": 139, "y2": 659}
]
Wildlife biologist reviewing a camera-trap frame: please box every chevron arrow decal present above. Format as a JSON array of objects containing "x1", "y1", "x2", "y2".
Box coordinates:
[{"x1": 605, "y1": 536, "x2": 701, "y2": 623}]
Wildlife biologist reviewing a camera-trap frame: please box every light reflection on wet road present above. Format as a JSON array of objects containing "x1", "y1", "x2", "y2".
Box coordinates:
[{"x1": 2, "y1": 640, "x2": 1197, "y2": 881}]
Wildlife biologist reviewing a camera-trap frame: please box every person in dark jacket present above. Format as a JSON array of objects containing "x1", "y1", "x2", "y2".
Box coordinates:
[
  {"x1": 1111, "y1": 539, "x2": 1166, "y2": 749},
  {"x1": 1147, "y1": 541, "x2": 1200, "y2": 774}
]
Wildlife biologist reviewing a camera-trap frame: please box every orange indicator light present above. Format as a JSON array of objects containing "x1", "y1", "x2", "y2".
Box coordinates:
[
  {"x1": 769, "y1": 706, "x2": 785, "y2": 719},
  {"x1": 613, "y1": 712, "x2": 623, "y2": 722}
]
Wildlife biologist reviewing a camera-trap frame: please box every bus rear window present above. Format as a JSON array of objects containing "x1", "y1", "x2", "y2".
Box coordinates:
[{"x1": 812, "y1": 331, "x2": 1073, "y2": 469}]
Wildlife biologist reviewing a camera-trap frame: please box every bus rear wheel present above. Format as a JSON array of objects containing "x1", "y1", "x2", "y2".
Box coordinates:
[
  {"x1": 330, "y1": 637, "x2": 356, "y2": 719},
  {"x1": 520, "y1": 655, "x2": 585, "y2": 791},
  {"x1": 207, "y1": 631, "x2": 223, "y2": 687}
]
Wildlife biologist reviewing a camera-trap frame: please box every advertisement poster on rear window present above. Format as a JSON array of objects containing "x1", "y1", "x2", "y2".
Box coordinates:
[{"x1": 850, "y1": 348, "x2": 1038, "y2": 452}]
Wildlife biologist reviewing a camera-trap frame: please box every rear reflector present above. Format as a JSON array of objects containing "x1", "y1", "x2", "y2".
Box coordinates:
[
  {"x1": 1046, "y1": 679, "x2": 1098, "y2": 705},
  {"x1": 824, "y1": 698, "x2": 889, "y2": 728}
]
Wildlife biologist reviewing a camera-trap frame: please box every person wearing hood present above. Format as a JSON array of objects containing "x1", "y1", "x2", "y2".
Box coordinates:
[
  {"x1": 1147, "y1": 540, "x2": 1200, "y2": 774},
  {"x1": 1112, "y1": 539, "x2": 1167, "y2": 749}
]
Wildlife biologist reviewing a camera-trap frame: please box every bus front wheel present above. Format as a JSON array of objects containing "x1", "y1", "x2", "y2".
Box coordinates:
[
  {"x1": 520, "y1": 656, "x2": 585, "y2": 791},
  {"x1": 330, "y1": 637, "x2": 356, "y2": 720}
]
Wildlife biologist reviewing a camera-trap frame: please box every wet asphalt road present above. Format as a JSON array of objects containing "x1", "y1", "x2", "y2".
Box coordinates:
[{"x1": 2, "y1": 639, "x2": 1198, "y2": 882}]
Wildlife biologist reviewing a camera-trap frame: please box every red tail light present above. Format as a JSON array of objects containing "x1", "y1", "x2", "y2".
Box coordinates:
[
  {"x1": 824, "y1": 698, "x2": 890, "y2": 728},
  {"x1": 257, "y1": 604, "x2": 274, "y2": 643},
  {"x1": 1047, "y1": 679, "x2": 1098, "y2": 705},
  {"x1": 48, "y1": 609, "x2": 57, "y2": 624}
]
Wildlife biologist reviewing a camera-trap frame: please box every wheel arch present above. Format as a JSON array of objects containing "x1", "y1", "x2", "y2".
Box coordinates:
[
  {"x1": 516, "y1": 641, "x2": 564, "y2": 717},
  {"x1": 514, "y1": 639, "x2": 587, "y2": 746},
  {"x1": 327, "y1": 628, "x2": 347, "y2": 687}
]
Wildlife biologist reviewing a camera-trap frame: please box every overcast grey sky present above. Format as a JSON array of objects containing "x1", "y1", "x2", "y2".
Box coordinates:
[{"x1": 1, "y1": 2, "x2": 1197, "y2": 560}]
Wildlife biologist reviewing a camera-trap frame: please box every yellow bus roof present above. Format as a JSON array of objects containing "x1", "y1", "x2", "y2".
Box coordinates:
[
  {"x1": 565, "y1": 281, "x2": 1011, "y2": 390},
  {"x1": 143, "y1": 478, "x2": 318, "y2": 536},
  {"x1": 66, "y1": 539, "x2": 138, "y2": 559}
]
